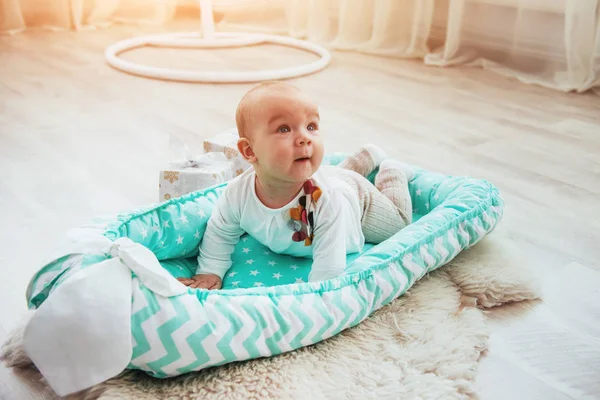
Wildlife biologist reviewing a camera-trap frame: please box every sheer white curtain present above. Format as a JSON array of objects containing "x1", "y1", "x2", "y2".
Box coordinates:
[
  {"x1": 0, "y1": 0, "x2": 181, "y2": 33},
  {"x1": 217, "y1": 0, "x2": 600, "y2": 95},
  {"x1": 2, "y1": 0, "x2": 598, "y2": 94}
]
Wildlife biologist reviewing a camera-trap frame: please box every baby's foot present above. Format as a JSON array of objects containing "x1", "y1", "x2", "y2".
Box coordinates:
[
  {"x1": 380, "y1": 159, "x2": 415, "y2": 181},
  {"x1": 362, "y1": 144, "x2": 388, "y2": 169}
]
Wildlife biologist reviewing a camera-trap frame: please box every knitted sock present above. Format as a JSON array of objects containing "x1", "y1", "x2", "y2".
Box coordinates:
[
  {"x1": 362, "y1": 144, "x2": 387, "y2": 168},
  {"x1": 338, "y1": 144, "x2": 388, "y2": 178},
  {"x1": 379, "y1": 159, "x2": 415, "y2": 181}
]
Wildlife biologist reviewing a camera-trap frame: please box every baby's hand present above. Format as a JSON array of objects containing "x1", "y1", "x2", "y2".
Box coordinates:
[{"x1": 177, "y1": 274, "x2": 222, "y2": 290}]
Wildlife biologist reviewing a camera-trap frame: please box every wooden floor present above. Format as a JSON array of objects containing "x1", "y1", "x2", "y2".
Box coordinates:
[{"x1": 1, "y1": 20, "x2": 599, "y2": 400}]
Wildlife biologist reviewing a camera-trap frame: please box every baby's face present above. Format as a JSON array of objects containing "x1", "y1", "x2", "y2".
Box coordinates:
[{"x1": 245, "y1": 88, "x2": 324, "y2": 184}]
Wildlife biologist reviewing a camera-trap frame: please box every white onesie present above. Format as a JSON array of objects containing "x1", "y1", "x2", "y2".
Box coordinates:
[{"x1": 196, "y1": 165, "x2": 365, "y2": 282}]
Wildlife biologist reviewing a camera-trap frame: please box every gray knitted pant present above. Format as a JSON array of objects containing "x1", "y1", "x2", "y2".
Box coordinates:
[{"x1": 336, "y1": 149, "x2": 413, "y2": 244}]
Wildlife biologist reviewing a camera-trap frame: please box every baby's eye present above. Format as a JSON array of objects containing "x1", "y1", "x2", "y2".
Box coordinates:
[
  {"x1": 278, "y1": 125, "x2": 290, "y2": 133},
  {"x1": 307, "y1": 123, "x2": 318, "y2": 131}
]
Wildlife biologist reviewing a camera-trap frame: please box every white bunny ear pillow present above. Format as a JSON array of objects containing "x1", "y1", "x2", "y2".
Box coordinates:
[{"x1": 24, "y1": 237, "x2": 187, "y2": 397}]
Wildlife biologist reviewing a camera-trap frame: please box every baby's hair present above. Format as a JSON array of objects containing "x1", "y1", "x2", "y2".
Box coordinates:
[{"x1": 235, "y1": 81, "x2": 301, "y2": 139}]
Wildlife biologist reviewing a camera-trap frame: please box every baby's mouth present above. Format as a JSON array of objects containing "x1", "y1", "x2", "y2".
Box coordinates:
[{"x1": 294, "y1": 156, "x2": 311, "y2": 163}]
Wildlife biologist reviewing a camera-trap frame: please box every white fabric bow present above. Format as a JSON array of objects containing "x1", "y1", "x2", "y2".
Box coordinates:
[
  {"x1": 169, "y1": 152, "x2": 230, "y2": 170},
  {"x1": 24, "y1": 236, "x2": 186, "y2": 396},
  {"x1": 108, "y1": 237, "x2": 188, "y2": 297}
]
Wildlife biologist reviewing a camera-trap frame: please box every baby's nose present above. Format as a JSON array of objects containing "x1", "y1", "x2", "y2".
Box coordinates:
[{"x1": 296, "y1": 132, "x2": 312, "y2": 145}]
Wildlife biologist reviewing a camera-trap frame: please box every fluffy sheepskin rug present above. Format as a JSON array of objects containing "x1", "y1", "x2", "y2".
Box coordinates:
[{"x1": 2, "y1": 234, "x2": 539, "y2": 400}]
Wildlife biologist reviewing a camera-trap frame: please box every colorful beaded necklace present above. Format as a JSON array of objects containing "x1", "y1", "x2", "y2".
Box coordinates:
[{"x1": 288, "y1": 180, "x2": 322, "y2": 246}]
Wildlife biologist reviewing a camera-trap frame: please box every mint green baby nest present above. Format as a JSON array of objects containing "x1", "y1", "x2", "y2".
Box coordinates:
[{"x1": 25, "y1": 153, "x2": 504, "y2": 378}]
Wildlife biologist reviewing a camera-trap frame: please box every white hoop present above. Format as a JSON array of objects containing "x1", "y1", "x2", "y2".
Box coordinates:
[
  {"x1": 104, "y1": 0, "x2": 331, "y2": 83},
  {"x1": 104, "y1": 32, "x2": 332, "y2": 83}
]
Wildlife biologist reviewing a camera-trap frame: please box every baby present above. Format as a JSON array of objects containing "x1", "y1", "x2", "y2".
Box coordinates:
[{"x1": 178, "y1": 82, "x2": 414, "y2": 290}]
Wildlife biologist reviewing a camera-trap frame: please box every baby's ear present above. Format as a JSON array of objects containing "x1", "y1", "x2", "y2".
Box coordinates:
[{"x1": 237, "y1": 138, "x2": 257, "y2": 163}]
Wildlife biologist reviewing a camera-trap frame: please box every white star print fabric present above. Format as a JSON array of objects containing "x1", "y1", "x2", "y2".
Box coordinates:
[{"x1": 160, "y1": 234, "x2": 369, "y2": 289}]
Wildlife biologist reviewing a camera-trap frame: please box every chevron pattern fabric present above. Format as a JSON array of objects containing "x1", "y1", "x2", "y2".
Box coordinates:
[{"x1": 25, "y1": 154, "x2": 504, "y2": 378}]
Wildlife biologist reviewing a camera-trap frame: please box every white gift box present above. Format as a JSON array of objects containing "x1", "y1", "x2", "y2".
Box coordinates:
[
  {"x1": 203, "y1": 128, "x2": 251, "y2": 177},
  {"x1": 159, "y1": 152, "x2": 236, "y2": 202},
  {"x1": 203, "y1": 128, "x2": 238, "y2": 153}
]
